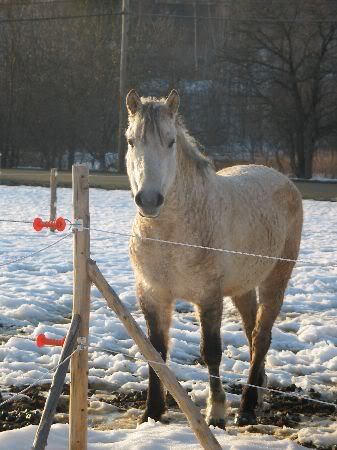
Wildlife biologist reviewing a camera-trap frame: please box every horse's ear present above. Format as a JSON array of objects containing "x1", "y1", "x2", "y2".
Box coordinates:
[
  {"x1": 126, "y1": 90, "x2": 141, "y2": 115},
  {"x1": 165, "y1": 90, "x2": 180, "y2": 115}
]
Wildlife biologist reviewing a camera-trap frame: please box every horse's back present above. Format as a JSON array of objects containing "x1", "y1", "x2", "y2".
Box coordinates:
[
  {"x1": 218, "y1": 164, "x2": 294, "y2": 190},
  {"x1": 217, "y1": 164, "x2": 302, "y2": 215},
  {"x1": 216, "y1": 164, "x2": 303, "y2": 257}
]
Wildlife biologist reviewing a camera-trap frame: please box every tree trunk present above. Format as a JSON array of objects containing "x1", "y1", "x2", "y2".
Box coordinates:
[
  {"x1": 8, "y1": 145, "x2": 16, "y2": 168},
  {"x1": 304, "y1": 141, "x2": 314, "y2": 179},
  {"x1": 288, "y1": 137, "x2": 296, "y2": 176},
  {"x1": 293, "y1": 130, "x2": 315, "y2": 179},
  {"x1": 275, "y1": 149, "x2": 285, "y2": 173},
  {"x1": 14, "y1": 148, "x2": 20, "y2": 167},
  {"x1": 2, "y1": 148, "x2": 9, "y2": 169},
  {"x1": 294, "y1": 132, "x2": 305, "y2": 178}
]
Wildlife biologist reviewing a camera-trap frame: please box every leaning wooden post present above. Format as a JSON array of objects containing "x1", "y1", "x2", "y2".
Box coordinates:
[
  {"x1": 50, "y1": 168, "x2": 57, "y2": 230},
  {"x1": 32, "y1": 314, "x2": 81, "y2": 450},
  {"x1": 69, "y1": 165, "x2": 90, "y2": 450},
  {"x1": 88, "y1": 260, "x2": 222, "y2": 450}
]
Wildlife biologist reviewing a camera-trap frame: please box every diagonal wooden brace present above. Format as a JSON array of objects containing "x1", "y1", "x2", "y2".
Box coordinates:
[
  {"x1": 32, "y1": 314, "x2": 81, "y2": 450},
  {"x1": 87, "y1": 259, "x2": 221, "y2": 450}
]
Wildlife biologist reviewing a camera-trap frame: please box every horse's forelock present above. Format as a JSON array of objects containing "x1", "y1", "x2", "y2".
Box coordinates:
[
  {"x1": 134, "y1": 98, "x2": 167, "y2": 144},
  {"x1": 135, "y1": 97, "x2": 212, "y2": 173},
  {"x1": 143, "y1": 102, "x2": 164, "y2": 144}
]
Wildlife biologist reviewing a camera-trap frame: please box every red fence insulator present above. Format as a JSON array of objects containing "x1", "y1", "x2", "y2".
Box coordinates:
[
  {"x1": 36, "y1": 333, "x2": 66, "y2": 347},
  {"x1": 33, "y1": 217, "x2": 66, "y2": 232}
]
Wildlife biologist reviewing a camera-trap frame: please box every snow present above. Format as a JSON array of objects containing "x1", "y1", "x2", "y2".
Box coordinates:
[
  {"x1": 298, "y1": 423, "x2": 337, "y2": 447},
  {"x1": 0, "y1": 422, "x2": 303, "y2": 450},
  {"x1": 0, "y1": 185, "x2": 337, "y2": 448}
]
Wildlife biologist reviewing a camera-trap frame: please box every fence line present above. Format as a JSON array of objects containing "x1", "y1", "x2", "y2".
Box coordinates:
[
  {"x1": 0, "y1": 219, "x2": 34, "y2": 224},
  {"x1": 1, "y1": 336, "x2": 335, "y2": 411},
  {"x1": 2, "y1": 10, "x2": 337, "y2": 25},
  {"x1": 0, "y1": 215, "x2": 336, "y2": 416},
  {"x1": 0, "y1": 217, "x2": 335, "y2": 269},
  {"x1": 0, "y1": 232, "x2": 72, "y2": 269},
  {"x1": 87, "y1": 344, "x2": 337, "y2": 410},
  {"x1": 85, "y1": 226, "x2": 337, "y2": 269}
]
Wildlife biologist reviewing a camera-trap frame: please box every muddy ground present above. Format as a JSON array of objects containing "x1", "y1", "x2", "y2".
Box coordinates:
[{"x1": 1, "y1": 382, "x2": 336, "y2": 449}]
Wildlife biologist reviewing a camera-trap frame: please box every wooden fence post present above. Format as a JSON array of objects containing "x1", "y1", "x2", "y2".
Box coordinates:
[
  {"x1": 69, "y1": 165, "x2": 90, "y2": 450},
  {"x1": 50, "y1": 168, "x2": 57, "y2": 229}
]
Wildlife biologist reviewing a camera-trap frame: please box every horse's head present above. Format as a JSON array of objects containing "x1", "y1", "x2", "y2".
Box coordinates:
[{"x1": 125, "y1": 89, "x2": 180, "y2": 218}]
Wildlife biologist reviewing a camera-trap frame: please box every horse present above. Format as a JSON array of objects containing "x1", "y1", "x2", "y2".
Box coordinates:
[{"x1": 125, "y1": 89, "x2": 303, "y2": 428}]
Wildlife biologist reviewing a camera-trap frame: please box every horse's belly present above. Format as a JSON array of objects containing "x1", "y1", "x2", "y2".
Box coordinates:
[{"x1": 138, "y1": 261, "x2": 273, "y2": 301}]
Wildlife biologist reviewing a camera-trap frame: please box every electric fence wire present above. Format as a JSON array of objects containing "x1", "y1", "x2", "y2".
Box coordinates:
[
  {"x1": 1, "y1": 10, "x2": 337, "y2": 24},
  {"x1": 0, "y1": 232, "x2": 72, "y2": 268},
  {"x1": 0, "y1": 346, "x2": 80, "y2": 408}
]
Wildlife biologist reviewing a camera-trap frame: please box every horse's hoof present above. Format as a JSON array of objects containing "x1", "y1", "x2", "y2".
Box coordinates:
[
  {"x1": 138, "y1": 409, "x2": 165, "y2": 424},
  {"x1": 207, "y1": 417, "x2": 226, "y2": 429},
  {"x1": 234, "y1": 411, "x2": 257, "y2": 426}
]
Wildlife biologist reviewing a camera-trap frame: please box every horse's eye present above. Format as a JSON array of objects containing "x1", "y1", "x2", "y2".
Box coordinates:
[
  {"x1": 168, "y1": 139, "x2": 175, "y2": 149},
  {"x1": 128, "y1": 139, "x2": 134, "y2": 147}
]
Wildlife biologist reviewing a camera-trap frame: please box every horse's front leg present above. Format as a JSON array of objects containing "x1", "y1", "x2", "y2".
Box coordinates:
[
  {"x1": 197, "y1": 299, "x2": 226, "y2": 429},
  {"x1": 137, "y1": 285, "x2": 173, "y2": 423}
]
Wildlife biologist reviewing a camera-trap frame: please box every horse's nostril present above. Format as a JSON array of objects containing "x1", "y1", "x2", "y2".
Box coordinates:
[
  {"x1": 156, "y1": 193, "x2": 164, "y2": 207},
  {"x1": 135, "y1": 192, "x2": 143, "y2": 207}
]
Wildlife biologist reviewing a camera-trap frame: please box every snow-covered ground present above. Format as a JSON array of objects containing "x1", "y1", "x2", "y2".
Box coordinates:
[
  {"x1": 0, "y1": 421, "x2": 305, "y2": 449},
  {"x1": 0, "y1": 185, "x2": 337, "y2": 449}
]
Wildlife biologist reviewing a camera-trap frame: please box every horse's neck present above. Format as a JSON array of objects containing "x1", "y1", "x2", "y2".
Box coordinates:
[
  {"x1": 174, "y1": 161, "x2": 206, "y2": 206},
  {"x1": 162, "y1": 134, "x2": 215, "y2": 226},
  {"x1": 173, "y1": 131, "x2": 212, "y2": 200}
]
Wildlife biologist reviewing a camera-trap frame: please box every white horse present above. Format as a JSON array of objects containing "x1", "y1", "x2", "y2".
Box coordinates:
[{"x1": 125, "y1": 89, "x2": 303, "y2": 428}]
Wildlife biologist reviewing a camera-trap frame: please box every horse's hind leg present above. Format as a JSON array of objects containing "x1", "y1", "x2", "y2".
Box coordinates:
[
  {"x1": 138, "y1": 287, "x2": 173, "y2": 423},
  {"x1": 232, "y1": 290, "x2": 257, "y2": 355},
  {"x1": 197, "y1": 299, "x2": 226, "y2": 429},
  {"x1": 233, "y1": 290, "x2": 267, "y2": 409},
  {"x1": 235, "y1": 262, "x2": 294, "y2": 426}
]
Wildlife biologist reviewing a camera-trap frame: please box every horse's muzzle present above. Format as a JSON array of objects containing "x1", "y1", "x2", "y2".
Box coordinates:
[{"x1": 135, "y1": 190, "x2": 164, "y2": 218}]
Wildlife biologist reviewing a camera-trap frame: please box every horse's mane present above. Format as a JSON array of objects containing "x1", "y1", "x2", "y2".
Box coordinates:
[
  {"x1": 176, "y1": 116, "x2": 213, "y2": 174},
  {"x1": 139, "y1": 98, "x2": 213, "y2": 174}
]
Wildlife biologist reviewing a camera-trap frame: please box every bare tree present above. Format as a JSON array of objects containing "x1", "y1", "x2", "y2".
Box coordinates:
[
  {"x1": 222, "y1": 0, "x2": 337, "y2": 178},
  {"x1": 0, "y1": 0, "x2": 120, "y2": 169}
]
